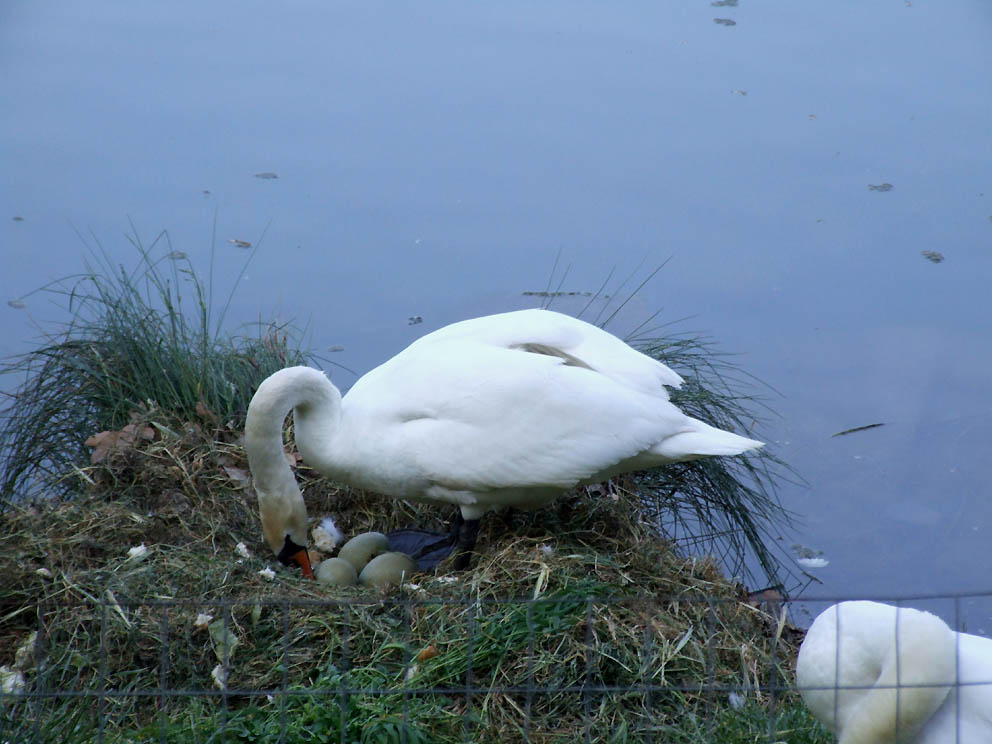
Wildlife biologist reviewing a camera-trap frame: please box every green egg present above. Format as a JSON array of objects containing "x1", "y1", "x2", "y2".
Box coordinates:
[
  {"x1": 337, "y1": 532, "x2": 390, "y2": 572},
  {"x1": 358, "y1": 552, "x2": 417, "y2": 589},
  {"x1": 315, "y1": 557, "x2": 358, "y2": 586}
]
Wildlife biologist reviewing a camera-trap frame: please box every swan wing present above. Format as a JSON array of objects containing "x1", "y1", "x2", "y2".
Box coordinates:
[
  {"x1": 401, "y1": 308, "x2": 685, "y2": 396},
  {"x1": 340, "y1": 333, "x2": 719, "y2": 496}
]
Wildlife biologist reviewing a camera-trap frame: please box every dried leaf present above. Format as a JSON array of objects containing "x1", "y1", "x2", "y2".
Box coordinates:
[
  {"x1": 196, "y1": 400, "x2": 219, "y2": 423},
  {"x1": 208, "y1": 619, "x2": 239, "y2": 662},
  {"x1": 416, "y1": 644, "x2": 439, "y2": 662},
  {"x1": 118, "y1": 423, "x2": 154, "y2": 445},
  {"x1": 223, "y1": 466, "x2": 251, "y2": 488},
  {"x1": 85, "y1": 431, "x2": 119, "y2": 463}
]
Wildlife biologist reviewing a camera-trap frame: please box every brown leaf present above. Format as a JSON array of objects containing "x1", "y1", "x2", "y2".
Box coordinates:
[
  {"x1": 85, "y1": 431, "x2": 120, "y2": 463},
  {"x1": 196, "y1": 400, "x2": 219, "y2": 424},
  {"x1": 118, "y1": 424, "x2": 139, "y2": 445},
  {"x1": 84, "y1": 431, "x2": 115, "y2": 448},
  {"x1": 223, "y1": 466, "x2": 251, "y2": 488},
  {"x1": 416, "y1": 644, "x2": 440, "y2": 662}
]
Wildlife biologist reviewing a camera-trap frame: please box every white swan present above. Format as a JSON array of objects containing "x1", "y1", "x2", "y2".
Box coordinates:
[
  {"x1": 244, "y1": 308, "x2": 763, "y2": 576},
  {"x1": 796, "y1": 600, "x2": 992, "y2": 744}
]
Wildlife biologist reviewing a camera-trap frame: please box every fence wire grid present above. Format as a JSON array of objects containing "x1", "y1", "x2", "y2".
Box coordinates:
[{"x1": 2, "y1": 590, "x2": 991, "y2": 744}]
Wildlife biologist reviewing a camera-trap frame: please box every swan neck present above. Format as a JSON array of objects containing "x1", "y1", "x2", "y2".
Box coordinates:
[{"x1": 245, "y1": 367, "x2": 342, "y2": 553}]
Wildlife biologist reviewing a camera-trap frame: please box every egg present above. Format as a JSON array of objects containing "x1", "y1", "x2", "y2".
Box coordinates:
[
  {"x1": 337, "y1": 532, "x2": 390, "y2": 572},
  {"x1": 359, "y1": 552, "x2": 417, "y2": 589},
  {"x1": 315, "y1": 557, "x2": 358, "y2": 586}
]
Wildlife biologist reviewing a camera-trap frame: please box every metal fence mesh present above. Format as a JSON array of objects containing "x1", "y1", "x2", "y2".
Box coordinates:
[{"x1": 2, "y1": 591, "x2": 990, "y2": 743}]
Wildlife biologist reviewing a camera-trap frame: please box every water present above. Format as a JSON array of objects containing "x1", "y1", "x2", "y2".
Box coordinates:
[{"x1": 2, "y1": 1, "x2": 991, "y2": 626}]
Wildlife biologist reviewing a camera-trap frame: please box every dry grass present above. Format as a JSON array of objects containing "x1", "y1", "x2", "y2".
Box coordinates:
[{"x1": 0, "y1": 417, "x2": 826, "y2": 743}]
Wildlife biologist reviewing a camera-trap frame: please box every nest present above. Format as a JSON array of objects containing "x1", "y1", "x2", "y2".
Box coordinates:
[{"x1": 0, "y1": 415, "x2": 823, "y2": 744}]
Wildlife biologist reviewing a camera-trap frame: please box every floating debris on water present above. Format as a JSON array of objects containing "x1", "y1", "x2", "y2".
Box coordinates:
[
  {"x1": 832, "y1": 422, "x2": 885, "y2": 437},
  {"x1": 867, "y1": 183, "x2": 894, "y2": 192},
  {"x1": 408, "y1": 315, "x2": 423, "y2": 325},
  {"x1": 7, "y1": 299, "x2": 26, "y2": 309},
  {"x1": 521, "y1": 290, "x2": 603, "y2": 298},
  {"x1": 921, "y1": 250, "x2": 944, "y2": 263},
  {"x1": 253, "y1": 172, "x2": 279, "y2": 180},
  {"x1": 792, "y1": 543, "x2": 829, "y2": 569},
  {"x1": 228, "y1": 239, "x2": 252, "y2": 248},
  {"x1": 713, "y1": 18, "x2": 736, "y2": 26}
]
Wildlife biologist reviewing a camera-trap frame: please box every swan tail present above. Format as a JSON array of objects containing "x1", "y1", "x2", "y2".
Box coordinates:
[{"x1": 652, "y1": 417, "x2": 763, "y2": 461}]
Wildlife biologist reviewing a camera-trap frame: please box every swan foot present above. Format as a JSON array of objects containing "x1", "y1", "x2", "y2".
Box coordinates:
[
  {"x1": 451, "y1": 518, "x2": 480, "y2": 571},
  {"x1": 385, "y1": 514, "x2": 482, "y2": 571}
]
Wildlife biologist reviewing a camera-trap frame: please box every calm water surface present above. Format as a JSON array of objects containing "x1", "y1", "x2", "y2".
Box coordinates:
[{"x1": 2, "y1": 1, "x2": 991, "y2": 626}]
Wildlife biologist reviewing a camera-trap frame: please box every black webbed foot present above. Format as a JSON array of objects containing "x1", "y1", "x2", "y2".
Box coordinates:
[
  {"x1": 385, "y1": 513, "x2": 481, "y2": 571},
  {"x1": 386, "y1": 528, "x2": 456, "y2": 571}
]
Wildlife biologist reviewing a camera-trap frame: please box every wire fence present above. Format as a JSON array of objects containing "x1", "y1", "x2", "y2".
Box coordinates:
[{"x1": 2, "y1": 590, "x2": 991, "y2": 743}]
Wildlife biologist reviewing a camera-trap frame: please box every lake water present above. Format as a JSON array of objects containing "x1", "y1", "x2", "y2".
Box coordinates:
[{"x1": 2, "y1": 1, "x2": 990, "y2": 628}]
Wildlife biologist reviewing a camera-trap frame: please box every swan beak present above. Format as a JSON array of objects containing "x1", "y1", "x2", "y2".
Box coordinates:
[
  {"x1": 278, "y1": 536, "x2": 316, "y2": 580},
  {"x1": 291, "y1": 548, "x2": 315, "y2": 580}
]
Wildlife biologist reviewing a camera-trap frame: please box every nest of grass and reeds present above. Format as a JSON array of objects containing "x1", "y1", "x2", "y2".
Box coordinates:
[
  {"x1": 1, "y1": 232, "x2": 825, "y2": 742},
  {"x1": 0, "y1": 426, "x2": 827, "y2": 743}
]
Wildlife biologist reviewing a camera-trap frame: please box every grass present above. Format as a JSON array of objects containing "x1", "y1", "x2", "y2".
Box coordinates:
[
  {"x1": 631, "y1": 331, "x2": 796, "y2": 587},
  {"x1": 0, "y1": 222, "x2": 309, "y2": 510},
  {"x1": 0, "y1": 481, "x2": 830, "y2": 743},
  {"x1": 0, "y1": 235, "x2": 824, "y2": 742}
]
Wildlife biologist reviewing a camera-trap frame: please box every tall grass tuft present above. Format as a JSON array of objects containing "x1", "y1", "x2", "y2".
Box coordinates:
[
  {"x1": 539, "y1": 257, "x2": 798, "y2": 588},
  {"x1": 0, "y1": 225, "x2": 308, "y2": 511},
  {"x1": 631, "y1": 331, "x2": 797, "y2": 588}
]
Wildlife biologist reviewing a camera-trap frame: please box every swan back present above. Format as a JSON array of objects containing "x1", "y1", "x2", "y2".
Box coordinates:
[
  {"x1": 339, "y1": 310, "x2": 760, "y2": 505},
  {"x1": 392, "y1": 309, "x2": 686, "y2": 395}
]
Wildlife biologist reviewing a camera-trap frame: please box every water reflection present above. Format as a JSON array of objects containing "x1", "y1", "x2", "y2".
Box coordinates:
[{"x1": 1, "y1": 0, "x2": 990, "y2": 626}]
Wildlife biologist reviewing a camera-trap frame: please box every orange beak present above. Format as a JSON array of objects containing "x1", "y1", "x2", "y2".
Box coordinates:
[{"x1": 292, "y1": 548, "x2": 315, "y2": 580}]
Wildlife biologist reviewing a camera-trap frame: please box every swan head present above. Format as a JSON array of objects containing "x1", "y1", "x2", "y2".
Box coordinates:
[{"x1": 259, "y1": 489, "x2": 314, "y2": 579}]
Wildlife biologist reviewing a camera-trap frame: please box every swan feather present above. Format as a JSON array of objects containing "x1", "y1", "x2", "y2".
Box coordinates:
[{"x1": 797, "y1": 600, "x2": 992, "y2": 744}]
